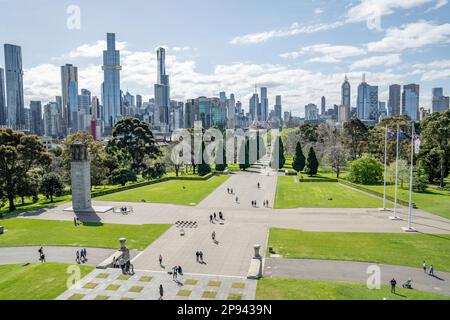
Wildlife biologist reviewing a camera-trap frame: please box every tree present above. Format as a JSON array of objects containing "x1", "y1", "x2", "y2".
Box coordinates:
[
  {"x1": 197, "y1": 141, "x2": 211, "y2": 176},
  {"x1": 143, "y1": 162, "x2": 166, "y2": 180},
  {"x1": 344, "y1": 118, "x2": 369, "y2": 160},
  {"x1": 109, "y1": 168, "x2": 137, "y2": 186},
  {"x1": 40, "y1": 173, "x2": 65, "y2": 202},
  {"x1": 386, "y1": 160, "x2": 409, "y2": 188},
  {"x1": 292, "y1": 142, "x2": 305, "y2": 173},
  {"x1": 304, "y1": 146, "x2": 319, "y2": 177},
  {"x1": 298, "y1": 123, "x2": 319, "y2": 144},
  {"x1": 348, "y1": 156, "x2": 383, "y2": 185},
  {"x1": 111, "y1": 117, "x2": 161, "y2": 174},
  {"x1": 0, "y1": 129, "x2": 51, "y2": 212},
  {"x1": 326, "y1": 143, "x2": 347, "y2": 178},
  {"x1": 420, "y1": 110, "x2": 450, "y2": 188},
  {"x1": 16, "y1": 172, "x2": 40, "y2": 204},
  {"x1": 412, "y1": 167, "x2": 428, "y2": 193},
  {"x1": 270, "y1": 136, "x2": 286, "y2": 170}
]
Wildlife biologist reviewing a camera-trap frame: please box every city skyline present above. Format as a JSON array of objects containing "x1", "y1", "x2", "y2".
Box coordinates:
[{"x1": 1, "y1": 0, "x2": 450, "y2": 116}]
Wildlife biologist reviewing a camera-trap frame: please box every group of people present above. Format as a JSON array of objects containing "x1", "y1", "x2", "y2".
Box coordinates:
[
  {"x1": 263, "y1": 200, "x2": 270, "y2": 207},
  {"x1": 171, "y1": 265, "x2": 183, "y2": 279},
  {"x1": 226, "y1": 188, "x2": 234, "y2": 194},
  {"x1": 113, "y1": 256, "x2": 134, "y2": 275},
  {"x1": 251, "y1": 200, "x2": 258, "y2": 207},
  {"x1": 209, "y1": 211, "x2": 224, "y2": 223},
  {"x1": 75, "y1": 248, "x2": 88, "y2": 264},
  {"x1": 195, "y1": 251, "x2": 205, "y2": 263},
  {"x1": 38, "y1": 247, "x2": 46, "y2": 262},
  {"x1": 423, "y1": 260, "x2": 435, "y2": 276},
  {"x1": 120, "y1": 206, "x2": 130, "y2": 215}
]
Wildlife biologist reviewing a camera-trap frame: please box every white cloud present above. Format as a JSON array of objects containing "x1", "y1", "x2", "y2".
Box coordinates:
[
  {"x1": 53, "y1": 40, "x2": 128, "y2": 60},
  {"x1": 350, "y1": 54, "x2": 401, "y2": 69},
  {"x1": 281, "y1": 44, "x2": 366, "y2": 63},
  {"x1": 366, "y1": 21, "x2": 450, "y2": 52},
  {"x1": 425, "y1": 0, "x2": 448, "y2": 12},
  {"x1": 314, "y1": 8, "x2": 324, "y2": 15},
  {"x1": 411, "y1": 59, "x2": 450, "y2": 81}
]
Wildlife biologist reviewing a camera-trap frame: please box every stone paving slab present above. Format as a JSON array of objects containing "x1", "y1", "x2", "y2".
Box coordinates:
[{"x1": 57, "y1": 268, "x2": 257, "y2": 300}]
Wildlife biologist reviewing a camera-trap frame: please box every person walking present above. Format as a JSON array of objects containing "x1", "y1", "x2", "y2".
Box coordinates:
[
  {"x1": 172, "y1": 266, "x2": 178, "y2": 279},
  {"x1": 200, "y1": 251, "x2": 204, "y2": 263},
  {"x1": 76, "y1": 250, "x2": 80, "y2": 264},
  {"x1": 159, "y1": 284, "x2": 164, "y2": 300},
  {"x1": 213, "y1": 212, "x2": 217, "y2": 220},
  {"x1": 390, "y1": 278, "x2": 397, "y2": 294},
  {"x1": 429, "y1": 264, "x2": 434, "y2": 276},
  {"x1": 423, "y1": 260, "x2": 427, "y2": 273},
  {"x1": 159, "y1": 254, "x2": 163, "y2": 266},
  {"x1": 231, "y1": 188, "x2": 233, "y2": 194},
  {"x1": 209, "y1": 214, "x2": 213, "y2": 223},
  {"x1": 266, "y1": 200, "x2": 269, "y2": 207},
  {"x1": 212, "y1": 231, "x2": 216, "y2": 241},
  {"x1": 195, "y1": 251, "x2": 199, "y2": 262},
  {"x1": 227, "y1": 188, "x2": 230, "y2": 194},
  {"x1": 219, "y1": 212, "x2": 223, "y2": 220}
]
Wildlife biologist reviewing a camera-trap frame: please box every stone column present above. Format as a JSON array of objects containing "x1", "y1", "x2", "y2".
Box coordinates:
[{"x1": 70, "y1": 143, "x2": 92, "y2": 211}]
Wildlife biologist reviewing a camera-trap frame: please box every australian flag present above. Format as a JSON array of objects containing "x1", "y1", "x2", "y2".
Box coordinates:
[{"x1": 387, "y1": 129, "x2": 409, "y2": 139}]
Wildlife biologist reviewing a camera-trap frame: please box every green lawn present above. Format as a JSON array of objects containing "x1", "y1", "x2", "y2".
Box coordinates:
[
  {"x1": 256, "y1": 278, "x2": 449, "y2": 300},
  {"x1": 268, "y1": 228, "x2": 450, "y2": 272},
  {"x1": 361, "y1": 184, "x2": 450, "y2": 219},
  {"x1": 0, "y1": 263, "x2": 94, "y2": 300},
  {"x1": 0, "y1": 219, "x2": 170, "y2": 250},
  {"x1": 274, "y1": 177, "x2": 387, "y2": 208},
  {"x1": 96, "y1": 175, "x2": 229, "y2": 206}
]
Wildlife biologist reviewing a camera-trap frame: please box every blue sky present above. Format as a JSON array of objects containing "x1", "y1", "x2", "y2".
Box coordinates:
[{"x1": 1, "y1": 0, "x2": 450, "y2": 116}]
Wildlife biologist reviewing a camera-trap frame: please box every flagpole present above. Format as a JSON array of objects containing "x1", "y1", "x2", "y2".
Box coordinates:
[
  {"x1": 403, "y1": 122, "x2": 417, "y2": 232},
  {"x1": 380, "y1": 125, "x2": 389, "y2": 211},
  {"x1": 390, "y1": 122, "x2": 401, "y2": 220}
]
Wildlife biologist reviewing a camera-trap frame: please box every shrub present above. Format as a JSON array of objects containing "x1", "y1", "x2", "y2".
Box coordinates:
[{"x1": 348, "y1": 157, "x2": 383, "y2": 185}]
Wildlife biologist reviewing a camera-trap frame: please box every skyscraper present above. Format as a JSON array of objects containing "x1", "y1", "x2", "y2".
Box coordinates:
[
  {"x1": 431, "y1": 88, "x2": 449, "y2": 113},
  {"x1": 102, "y1": 33, "x2": 122, "y2": 132},
  {"x1": 305, "y1": 104, "x2": 319, "y2": 121},
  {"x1": 274, "y1": 95, "x2": 282, "y2": 121},
  {"x1": 321, "y1": 96, "x2": 326, "y2": 116},
  {"x1": 260, "y1": 87, "x2": 268, "y2": 121},
  {"x1": 4, "y1": 44, "x2": 25, "y2": 130},
  {"x1": 388, "y1": 84, "x2": 401, "y2": 116},
  {"x1": 154, "y1": 47, "x2": 170, "y2": 131},
  {"x1": 339, "y1": 75, "x2": 351, "y2": 122},
  {"x1": 0, "y1": 67, "x2": 6, "y2": 126},
  {"x1": 30, "y1": 100, "x2": 43, "y2": 136},
  {"x1": 227, "y1": 93, "x2": 236, "y2": 129},
  {"x1": 249, "y1": 93, "x2": 259, "y2": 121},
  {"x1": 402, "y1": 84, "x2": 420, "y2": 121},
  {"x1": 357, "y1": 74, "x2": 378, "y2": 121},
  {"x1": 61, "y1": 63, "x2": 78, "y2": 133}
]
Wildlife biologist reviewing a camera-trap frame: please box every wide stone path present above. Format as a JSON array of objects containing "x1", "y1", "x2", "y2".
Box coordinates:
[{"x1": 265, "y1": 258, "x2": 450, "y2": 297}]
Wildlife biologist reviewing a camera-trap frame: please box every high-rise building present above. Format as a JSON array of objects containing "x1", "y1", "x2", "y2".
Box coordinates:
[
  {"x1": 227, "y1": 93, "x2": 236, "y2": 129},
  {"x1": 154, "y1": 47, "x2": 170, "y2": 131},
  {"x1": 402, "y1": 84, "x2": 420, "y2": 121},
  {"x1": 102, "y1": 33, "x2": 122, "y2": 132},
  {"x1": 136, "y1": 94, "x2": 142, "y2": 110},
  {"x1": 249, "y1": 93, "x2": 259, "y2": 121},
  {"x1": 357, "y1": 74, "x2": 378, "y2": 121},
  {"x1": 340, "y1": 75, "x2": 351, "y2": 122},
  {"x1": 402, "y1": 84, "x2": 419, "y2": 116},
  {"x1": 274, "y1": 95, "x2": 282, "y2": 121},
  {"x1": 431, "y1": 88, "x2": 449, "y2": 113},
  {"x1": 4, "y1": 44, "x2": 25, "y2": 130},
  {"x1": 61, "y1": 63, "x2": 78, "y2": 133},
  {"x1": 43, "y1": 101, "x2": 60, "y2": 137},
  {"x1": 219, "y1": 92, "x2": 227, "y2": 103},
  {"x1": 78, "y1": 89, "x2": 91, "y2": 113},
  {"x1": 305, "y1": 104, "x2": 319, "y2": 121},
  {"x1": 260, "y1": 87, "x2": 268, "y2": 121},
  {"x1": 321, "y1": 96, "x2": 326, "y2": 116},
  {"x1": 388, "y1": 84, "x2": 401, "y2": 116},
  {"x1": 29, "y1": 101, "x2": 43, "y2": 136},
  {"x1": 0, "y1": 67, "x2": 6, "y2": 126}
]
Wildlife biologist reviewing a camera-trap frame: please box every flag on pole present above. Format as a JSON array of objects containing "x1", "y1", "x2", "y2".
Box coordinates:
[
  {"x1": 387, "y1": 129, "x2": 396, "y2": 139},
  {"x1": 414, "y1": 134, "x2": 421, "y2": 154}
]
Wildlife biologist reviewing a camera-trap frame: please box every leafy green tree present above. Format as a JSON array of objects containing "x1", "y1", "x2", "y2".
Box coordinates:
[
  {"x1": 292, "y1": 142, "x2": 306, "y2": 173},
  {"x1": 40, "y1": 173, "x2": 65, "y2": 202},
  {"x1": 270, "y1": 136, "x2": 286, "y2": 170},
  {"x1": 420, "y1": 110, "x2": 450, "y2": 188},
  {"x1": 304, "y1": 146, "x2": 319, "y2": 176},
  {"x1": 412, "y1": 167, "x2": 428, "y2": 193},
  {"x1": 298, "y1": 123, "x2": 319, "y2": 144},
  {"x1": 344, "y1": 118, "x2": 369, "y2": 160},
  {"x1": 111, "y1": 117, "x2": 161, "y2": 174},
  {"x1": 198, "y1": 141, "x2": 211, "y2": 176},
  {"x1": 386, "y1": 160, "x2": 409, "y2": 188},
  {"x1": 348, "y1": 156, "x2": 383, "y2": 185},
  {"x1": 143, "y1": 162, "x2": 166, "y2": 180},
  {"x1": 109, "y1": 168, "x2": 137, "y2": 186},
  {"x1": 16, "y1": 172, "x2": 40, "y2": 204},
  {"x1": 0, "y1": 129, "x2": 51, "y2": 212},
  {"x1": 215, "y1": 142, "x2": 227, "y2": 172}
]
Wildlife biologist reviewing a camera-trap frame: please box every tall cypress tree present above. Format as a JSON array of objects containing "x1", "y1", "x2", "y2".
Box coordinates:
[
  {"x1": 239, "y1": 139, "x2": 250, "y2": 171},
  {"x1": 270, "y1": 136, "x2": 286, "y2": 170},
  {"x1": 198, "y1": 141, "x2": 211, "y2": 176},
  {"x1": 292, "y1": 141, "x2": 306, "y2": 173},
  {"x1": 305, "y1": 146, "x2": 319, "y2": 177}
]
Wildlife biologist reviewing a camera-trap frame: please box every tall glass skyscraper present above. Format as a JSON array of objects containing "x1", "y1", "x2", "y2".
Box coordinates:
[
  {"x1": 0, "y1": 67, "x2": 6, "y2": 125},
  {"x1": 4, "y1": 44, "x2": 25, "y2": 130},
  {"x1": 61, "y1": 63, "x2": 78, "y2": 134},
  {"x1": 388, "y1": 84, "x2": 401, "y2": 117},
  {"x1": 154, "y1": 47, "x2": 170, "y2": 130},
  {"x1": 260, "y1": 87, "x2": 268, "y2": 121},
  {"x1": 357, "y1": 74, "x2": 378, "y2": 121},
  {"x1": 102, "y1": 33, "x2": 122, "y2": 131}
]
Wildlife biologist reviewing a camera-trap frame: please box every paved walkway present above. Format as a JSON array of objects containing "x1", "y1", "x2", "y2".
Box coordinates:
[
  {"x1": 265, "y1": 258, "x2": 450, "y2": 296},
  {"x1": 0, "y1": 246, "x2": 118, "y2": 266}
]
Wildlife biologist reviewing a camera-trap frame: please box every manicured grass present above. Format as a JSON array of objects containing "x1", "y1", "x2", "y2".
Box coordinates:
[
  {"x1": 0, "y1": 194, "x2": 72, "y2": 217},
  {"x1": 0, "y1": 263, "x2": 93, "y2": 300},
  {"x1": 228, "y1": 293, "x2": 243, "y2": 300},
  {"x1": 268, "y1": 228, "x2": 450, "y2": 272},
  {"x1": 274, "y1": 177, "x2": 387, "y2": 208},
  {"x1": 256, "y1": 278, "x2": 450, "y2": 300},
  {"x1": 202, "y1": 291, "x2": 217, "y2": 299},
  {"x1": 177, "y1": 290, "x2": 192, "y2": 297},
  {"x1": 96, "y1": 175, "x2": 229, "y2": 206},
  {"x1": 0, "y1": 218, "x2": 170, "y2": 250},
  {"x1": 361, "y1": 184, "x2": 450, "y2": 219}
]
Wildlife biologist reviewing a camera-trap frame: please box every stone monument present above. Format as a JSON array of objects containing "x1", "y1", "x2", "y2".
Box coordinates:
[{"x1": 70, "y1": 143, "x2": 92, "y2": 211}]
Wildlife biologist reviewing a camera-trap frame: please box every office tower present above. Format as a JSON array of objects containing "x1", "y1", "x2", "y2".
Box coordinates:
[
  {"x1": 102, "y1": 33, "x2": 122, "y2": 132},
  {"x1": 274, "y1": 95, "x2": 282, "y2": 121},
  {"x1": 219, "y1": 92, "x2": 227, "y2": 103},
  {"x1": 227, "y1": 93, "x2": 236, "y2": 129},
  {"x1": 357, "y1": 74, "x2": 378, "y2": 121},
  {"x1": 23, "y1": 108, "x2": 31, "y2": 131},
  {"x1": 340, "y1": 75, "x2": 351, "y2": 122},
  {"x1": 378, "y1": 101, "x2": 387, "y2": 119},
  {"x1": 4, "y1": 44, "x2": 25, "y2": 130},
  {"x1": 44, "y1": 102, "x2": 60, "y2": 137},
  {"x1": 305, "y1": 104, "x2": 319, "y2": 121},
  {"x1": 136, "y1": 94, "x2": 142, "y2": 110},
  {"x1": 402, "y1": 84, "x2": 420, "y2": 121},
  {"x1": 260, "y1": 87, "x2": 268, "y2": 121},
  {"x1": 61, "y1": 63, "x2": 78, "y2": 133},
  {"x1": 431, "y1": 88, "x2": 449, "y2": 113},
  {"x1": 321, "y1": 96, "x2": 326, "y2": 116},
  {"x1": 0, "y1": 68, "x2": 5, "y2": 125},
  {"x1": 78, "y1": 89, "x2": 91, "y2": 113},
  {"x1": 91, "y1": 96, "x2": 101, "y2": 119},
  {"x1": 184, "y1": 99, "x2": 195, "y2": 129},
  {"x1": 154, "y1": 47, "x2": 170, "y2": 131},
  {"x1": 249, "y1": 93, "x2": 259, "y2": 121},
  {"x1": 388, "y1": 84, "x2": 401, "y2": 116},
  {"x1": 30, "y1": 101, "x2": 43, "y2": 136}
]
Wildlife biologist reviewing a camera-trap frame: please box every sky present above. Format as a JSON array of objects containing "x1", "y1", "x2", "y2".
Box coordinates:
[{"x1": 1, "y1": 0, "x2": 450, "y2": 116}]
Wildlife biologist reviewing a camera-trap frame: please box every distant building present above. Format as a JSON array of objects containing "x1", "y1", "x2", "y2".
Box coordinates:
[
  {"x1": 0, "y1": 68, "x2": 6, "y2": 126},
  {"x1": 249, "y1": 93, "x2": 259, "y2": 121},
  {"x1": 260, "y1": 87, "x2": 268, "y2": 121},
  {"x1": 274, "y1": 95, "x2": 282, "y2": 121},
  {"x1": 388, "y1": 84, "x2": 401, "y2": 116},
  {"x1": 357, "y1": 74, "x2": 378, "y2": 121},
  {"x1": 61, "y1": 63, "x2": 78, "y2": 133},
  {"x1": 154, "y1": 47, "x2": 170, "y2": 132},
  {"x1": 402, "y1": 84, "x2": 420, "y2": 121},
  {"x1": 321, "y1": 96, "x2": 326, "y2": 116},
  {"x1": 305, "y1": 103, "x2": 319, "y2": 121},
  {"x1": 431, "y1": 88, "x2": 449, "y2": 113},
  {"x1": 340, "y1": 75, "x2": 351, "y2": 122},
  {"x1": 4, "y1": 44, "x2": 25, "y2": 130},
  {"x1": 30, "y1": 101, "x2": 43, "y2": 136}
]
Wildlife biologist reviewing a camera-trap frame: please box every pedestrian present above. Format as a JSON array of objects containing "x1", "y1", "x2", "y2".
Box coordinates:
[
  {"x1": 254, "y1": 200, "x2": 257, "y2": 207},
  {"x1": 390, "y1": 278, "x2": 397, "y2": 294},
  {"x1": 159, "y1": 254, "x2": 163, "y2": 266},
  {"x1": 257, "y1": 182, "x2": 260, "y2": 189},
  {"x1": 40, "y1": 253, "x2": 46, "y2": 262},
  {"x1": 213, "y1": 212, "x2": 217, "y2": 220},
  {"x1": 159, "y1": 284, "x2": 164, "y2": 300},
  {"x1": 200, "y1": 251, "x2": 204, "y2": 263},
  {"x1": 429, "y1": 264, "x2": 434, "y2": 276},
  {"x1": 235, "y1": 196, "x2": 238, "y2": 203},
  {"x1": 210, "y1": 215, "x2": 213, "y2": 223},
  {"x1": 76, "y1": 250, "x2": 80, "y2": 264},
  {"x1": 195, "y1": 251, "x2": 199, "y2": 262},
  {"x1": 219, "y1": 212, "x2": 223, "y2": 220},
  {"x1": 266, "y1": 200, "x2": 269, "y2": 207},
  {"x1": 38, "y1": 247, "x2": 43, "y2": 255},
  {"x1": 83, "y1": 248, "x2": 87, "y2": 260},
  {"x1": 231, "y1": 188, "x2": 233, "y2": 194},
  {"x1": 423, "y1": 260, "x2": 427, "y2": 273},
  {"x1": 178, "y1": 266, "x2": 183, "y2": 275},
  {"x1": 212, "y1": 231, "x2": 216, "y2": 241},
  {"x1": 172, "y1": 266, "x2": 178, "y2": 279}
]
